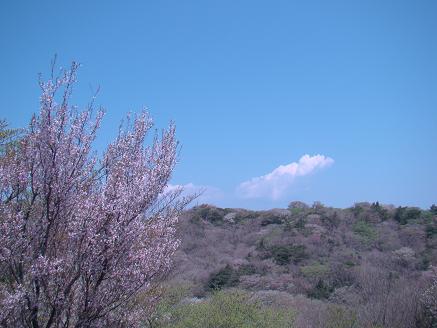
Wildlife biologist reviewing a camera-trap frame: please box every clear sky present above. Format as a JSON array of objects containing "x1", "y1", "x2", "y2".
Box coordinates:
[{"x1": 1, "y1": 1, "x2": 436, "y2": 209}]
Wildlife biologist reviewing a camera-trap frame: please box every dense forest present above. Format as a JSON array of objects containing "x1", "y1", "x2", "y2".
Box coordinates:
[{"x1": 148, "y1": 201, "x2": 437, "y2": 327}]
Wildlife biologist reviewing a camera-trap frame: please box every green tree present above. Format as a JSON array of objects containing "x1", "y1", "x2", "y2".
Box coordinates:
[
  {"x1": 0, "y1": 119, "x2": 21, "y2": 156},
  {"x1": 154, "y1": 290, "x2": 295, "y2": 328}
]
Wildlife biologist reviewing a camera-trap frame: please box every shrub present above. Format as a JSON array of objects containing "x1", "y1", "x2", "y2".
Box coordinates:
[
  {"x1": 371, "y1": 201, "x2": 390, "y2": 221},
  {"x1": 323, "y1": 212, "x2": 341, "y2": 229},
  {"x1": 426, "y1": 224, "x2": 437, "y2": 238},
  {"x1": 0, "y1": 120, "x2": 22, "y2": 156},
  {"x1": 421, "y1": 269, "x2": 437, "y2": 326},
  {"x1": 159, "y1": 290, "x2": 295, "y2": 328},
  {"x1": 300, "y1": 263, "x2": 330, "y2": 278},
  {"x1": 234, "y1": 210, "x2": 259, "y2": 221},
  {"x1": 394, "y1": 207, "x2": 422, "y2": 225},
  {"x1": 312, "y1": 201, "x2": 325, "y2": 212},
  {"x1": 351, "y1": 204, "x2": 364, "y2": 218},
  {"x1": 344, "y1": 260, "x2": 356, "y2": 267},
  {"x1": 270, "y1": 245, "x2": 307, "y2": 265},
  {"x1": 196, "y1": 205, "x2": 225, "y2": 225},
  {"x1": 325, "y1": 305, "x2": 358, "y2": 328},
  {"x1": 261, "y1": 216, "x2": 283, "y2": 226},
  {"x1": 288, "y1": 201, "x2": 309, "y2": 210},
  {"x1": 206, "y1": 265, "x2": 240, "y2": 290},
  {"x1": 353, "y1": 220, "x2": 377, "y2": 242},
  {"x1": 417, "y1": 252, "x2": 432, "y2": 271},
  {"x1": 238, "y1": 264, "x2": 258, "y2": 276},
  {"x1": 405, "y1": 207, "x2": 422, "y2": 221},
  {"x1": 294, "y1": 217, "x2": 306, "y2": 229},
  {"x1": 430, "y1": 204, "x2": 437, "y2": 216},
  {"x1": 147, "y1": 284, "x2": 193, "y2": 326},
  {"x1": 307, "y1": 279, "x2": 333, "y2": 300}
]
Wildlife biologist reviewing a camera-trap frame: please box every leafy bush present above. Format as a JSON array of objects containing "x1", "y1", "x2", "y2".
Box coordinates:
[
  {"x1": 417, "y1": 251, "x2": 432, "y2": 271},
  {"x1": 261, "y1": 216, "x2": 283, "y2": 226},
  {"x1": 353, "y1": 220, "x2": 377, "y2": 242},
  {"x1": 430, "y1": 204, "x2": 437, "y2": 215},
  {"x1": 234, "y1": 210, "x2": 260, "y2": 221},
  {"x1": 294, "y1": 217, "x2": 306, "y2": 229},
  {"x1": 312, "y1": 201, "x2": 325, "y2": 212},
  {"x1": 197, "y1": 205, "x2": 225, "y2": 224},
  {"x1": 351, "y1": 204, "x2": 364, "y2": 218},
  {"x1": 426, "y1": 224, "x2": 437, "y2": 238},
  {"x1": 394, "y1": 207, "x2": 422, "y2": 225},
  {"x1": 147, "y1": 284, "x2": 193, "y2": 326},
  {"x1": 307, "y1": 279, "x2": 333, "y2": 300},
  {"x1": 288, "y1": 201, "x2": 309, "y2": 211},
  {"x1": 344, "y1": 260, "x2": 356, "y2": 267},
  {"x1": 371, "y1": 201, "x2": 389, "y2": 221},
  {"x1": 300, "y1": 263, "x2": 330, "y2": 278},
  {"x1": 158, "y1": 290, "x2": 295, "y2": 328},
  {"x1": 269, "y1": 245, "x2": 307, "y2": 265},
  {"x1": 322, "y1": 212, "x2": 341, "y2": 229},
  {"x1": 325, "y1": 305, "x2": 357, "y2": 328},
  {"x1": 206, "y1": 265, "x2": 240, "y2": 290},
  {"x1": 238, "y1": 264, "x2": 258, "y2": 276}
]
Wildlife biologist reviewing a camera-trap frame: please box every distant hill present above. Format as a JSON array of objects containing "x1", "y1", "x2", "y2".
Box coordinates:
[{"x1": 162, "y1": 201, "x2": 437, "y2": 327}]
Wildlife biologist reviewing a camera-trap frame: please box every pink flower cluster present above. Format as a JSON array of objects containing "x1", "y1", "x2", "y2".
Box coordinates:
[{"x1": 0, "y1": 63, "x2": 188, "y2": 327}]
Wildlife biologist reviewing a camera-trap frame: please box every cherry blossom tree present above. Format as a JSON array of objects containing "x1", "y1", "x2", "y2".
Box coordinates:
[
  {"x1": 422, "y1": 266, "x2": 437, "y2": 326},
  {"x1": 0, "y1": 62, "x2": 190, "y2": 327}
]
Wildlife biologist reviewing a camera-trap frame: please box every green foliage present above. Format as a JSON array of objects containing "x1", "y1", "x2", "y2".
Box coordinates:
[
  {"x1": 269, "y1": 245, "x2": 307, "y2": 265},
  {"x1": 307, "y1": 279, "x2": 333, "y2": 300},
  {"x1": 206, "y1": 265, "x2": 240, "y2": 290},
  {"x1": 426, "y1": 224, "x2": 437, "y2": 238},
  {"x1": 157, "y1": 290, "x2": 295, "y2": 328},
  {"x1": 189, "y1": 215, "x2": 202, "y2": 224},
  {"x1": 288, "y1": 201, "x2": 309, "y2": 211},
  {"x1": 353, "y1": 220, "x2": 377, "y2": 242},
  {"x1": 238, "y1": 264, "x2": 258, "y2": 276},
  {"x1": 371, "y1": 201, "x2": 389, "y2": 221},
  {"x1": 205, "y1": 264, "x2": 260, "y2": 291},
  {"x1": 407, "y1": 207, "x2": 422, "y2": 221},
  {"x1": 325, "y1": 305, "x2": 358, "y2": 328},
  {"x1": 172, "y1": 203, "x2": 435, "y2": 328},
  {"x1": 323, "y1": 212, "x2": 341, "y2": 229},
  {"x1": 234, "y1": 210, "x2": 259, "y2": 221},
  {"x1": 394, "y1": 206, "x2": 422, "y2": 225},
  {"x1": 417, "y1": 251, "x2": 432, "y2": 271},
  {"x1": 290, "y1": 207, "x2": 304, "y2": 216},
  {"x1": 261, "y1": 216, "x2": 283, "y2": 226},
  {"x1": 195, "y1": 205, "x2": 225, "y2": 225},
  {"x1": 300, "y1": 263, "x2": 330, "y2": 278},
  {"x1": 143, "y1": 285, "x2": 188, "y2": 328},
  {"x1": 271, "y1": 246, "x2": 292, "y2": 265},
  {"x1": 283, "y1": 220, "x2": 296, "y2": 232},
  {"x1": 311, "y1": 201, "x2": 325, "y2": 213},
  {"x1": 344, "y1": 260, "x2": 356, "y2": 267},
  {"x1": 430, "y1": 204, "x2": 437, "y2": 215},
  {"x1": 257, "y1": 238, "x2": 267, "y2": 250},
  {"x1": 422, "y1": 211, "x2": 434, "y2": 221},
  {"x1": 294, "y1": 217, "x2": 306, "y2": 229},
  {"x1": 0, "y1": 119, "x2": 21, "y2": 156},
  {"x1": 351, "y1": 204, "x2": 363, "y2": 218}
]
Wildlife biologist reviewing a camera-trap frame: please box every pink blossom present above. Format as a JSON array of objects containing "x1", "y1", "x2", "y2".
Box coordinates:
[{"x1": 0, "y1": 62, "x2": 190, "y2": 327}]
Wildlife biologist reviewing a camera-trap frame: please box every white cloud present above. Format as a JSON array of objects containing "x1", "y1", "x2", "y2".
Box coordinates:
[
  {"x1": 164, "y1": 183, "x2": 224, "y2": 205},
  {"x1": 237, "y1": 154, "x2": 334, "y2": 200}
]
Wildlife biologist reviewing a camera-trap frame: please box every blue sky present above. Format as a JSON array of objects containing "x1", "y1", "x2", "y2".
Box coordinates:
[{"x1": 1, "y1": 0, "x2": 436, "y2": 209}]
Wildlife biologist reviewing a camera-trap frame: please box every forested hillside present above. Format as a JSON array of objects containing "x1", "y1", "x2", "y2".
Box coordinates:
[{"x1": 151, "y1": 201, "x2": 437, "y2": 327}]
